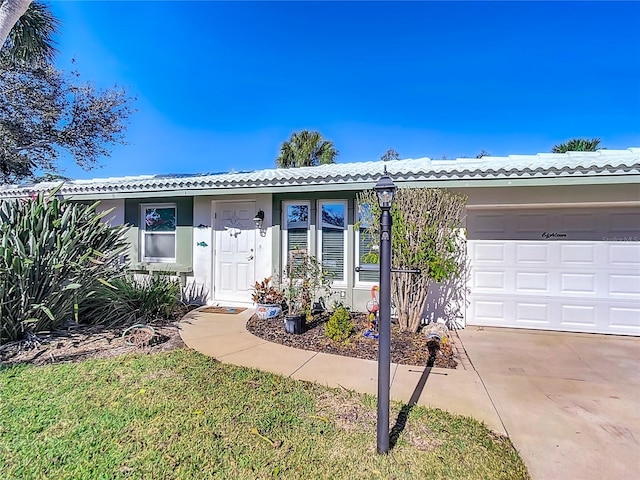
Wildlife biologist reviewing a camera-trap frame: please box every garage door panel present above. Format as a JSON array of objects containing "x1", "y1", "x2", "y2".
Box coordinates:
[
  {"x1": 472, "y1": 300, "x2": 508, "y2": 324},
  {"x1": 473, "y1": 270, "x2": 506, "y2": 290},
  {"x1": 560, "y1": 213, "x2": 596, "y2": 233},
  {"x1": 561, "y1": 304, "x2": 597, "y2": 329},
  {"x1": 610, "y1": 307, "x2": 640, "y2": 330},
  {"x1": 516, "y1": 302, "x2": 549, "y2": 325},
  {"x1": 516, "y1": 243, "x2": 549, "y2": 263},
  {"x1": 468, "y1": 214, "x2": 506, "y2": 235},
  {"x1": 468, "y1": 207, "x2": 640, "y2": 241},
  {"x1": 560, "y1": 273, "x2": 596, "y2": 294},
  {"x1": 516, "y1": 214, "x2": 549, "y2": 233},
  {"x1": 473, "y1": 242, "x2": 506, "y2": 262},
  {"x1": 516, "y1": 272, "x2": 549, "y2": 293},
  {"x1": 561, "y1": 244, "x2": 596, "y2": 263},
  {"x1": 609, "y1": 274, "x2": 640, "y2": 296},
  {"x1": 467, "y1": 207, "x2": 640, "y2": 336},
  {"x1": 609, "y1": 243, "x2": 640, "y2": 266},
  {"x1": 473, "y1": 266, "x2": 636, "y2": 297},
  {"x1": 609, "y1": 212, "x2": 640, "y2": 234}
]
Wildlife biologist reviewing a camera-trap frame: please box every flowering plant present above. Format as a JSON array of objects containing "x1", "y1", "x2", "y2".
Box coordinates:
[{"x1": 251, "y1": 277, "x2": 285, "y2": 305}]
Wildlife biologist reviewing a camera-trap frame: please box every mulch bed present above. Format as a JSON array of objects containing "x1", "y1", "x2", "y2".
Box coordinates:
[
  {"x1": 246, "y1": 312, "x2": 458, "y2": 368},
  {"x1": 1, "y1": 313, "x2": 457, "y2": 370},
  {"x1": 0, "y1": 321, "x2": 185, "y2": 366}
]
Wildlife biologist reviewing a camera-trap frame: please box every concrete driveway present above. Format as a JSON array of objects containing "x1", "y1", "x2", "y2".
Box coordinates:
[{"x1": 458, "y1": 327, "x2": 640, "y2": 480}]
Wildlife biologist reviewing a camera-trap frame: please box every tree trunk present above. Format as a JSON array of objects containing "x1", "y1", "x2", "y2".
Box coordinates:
[
  {"x1": 394, "y1": 272, "x2": 430, "y2": 333},
  {"x1": 0, "y1": 0, "x2": 32, "y2": 50}
]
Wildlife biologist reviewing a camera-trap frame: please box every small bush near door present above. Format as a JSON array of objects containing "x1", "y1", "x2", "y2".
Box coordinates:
[
  {"x1": 325, "y1": 305, "x2": 354, "y2": 342},
  {"x1": 78, "y1": 274, "x2": 183, "y2": 326}
]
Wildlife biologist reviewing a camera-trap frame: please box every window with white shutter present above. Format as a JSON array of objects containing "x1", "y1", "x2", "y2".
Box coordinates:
[
  {"x1": 356, "y1": 202, "x2": 378, "y2": 284},
  {"x1": 318, "y1": 201, "x2": 347, "y2": 283},
  {"x1": 282, "y1": 201, "x2": 311, "y2": 268}
]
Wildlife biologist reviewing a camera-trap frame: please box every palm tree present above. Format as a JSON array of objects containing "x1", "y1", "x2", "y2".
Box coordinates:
[
  {"x1": 552, "y1": 138, "x2": 602, "y2": 153},
  {"x1": 276, "y1": 130, "x2": 338, "y2": 168},
  {"x1": 1, "y1": 0, "x2": 58, "y2": 65}
]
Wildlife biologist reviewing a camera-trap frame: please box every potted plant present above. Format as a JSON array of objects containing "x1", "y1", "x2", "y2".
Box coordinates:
[
  {"x1": 251, "y1": 276, "x2": 285, "y2": 320},
  {"x1": 282, "y1": 250, "x2": 333, "y2": 334}
]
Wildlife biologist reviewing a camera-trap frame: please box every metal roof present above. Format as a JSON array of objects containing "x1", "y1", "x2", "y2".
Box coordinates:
[{"x1": 1, "y1": 148, "x2": 639, "y2": 199}]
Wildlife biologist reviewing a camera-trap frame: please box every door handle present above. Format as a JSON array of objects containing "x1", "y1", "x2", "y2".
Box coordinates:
[{"x1": 248, "y1": 255, "x2": 254, "y2": 261}]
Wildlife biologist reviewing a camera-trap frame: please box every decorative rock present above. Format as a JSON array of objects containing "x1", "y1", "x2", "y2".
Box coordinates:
[{"x1": 422, "y1": 322, "x2": 450, "y2": 343}]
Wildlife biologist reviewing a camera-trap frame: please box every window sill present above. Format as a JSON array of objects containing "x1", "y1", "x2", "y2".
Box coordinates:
[
  {"x1": 130, "y1": 263, "x2": 193, "y2": 274},
  {"x1": 354, "y1": 282, "x2": 379, "y2": 288}
]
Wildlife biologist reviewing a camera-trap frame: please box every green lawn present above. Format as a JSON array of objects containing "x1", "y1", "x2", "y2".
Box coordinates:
[{"x1": 0, "y1": 350, "x2": 529, "y2": 479}]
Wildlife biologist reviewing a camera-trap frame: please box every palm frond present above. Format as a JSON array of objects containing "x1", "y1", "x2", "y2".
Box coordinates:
[
  {"x1": 1, "y1": 1, "x2": 59, "y2": 65},
  {"x1": 552, "y1": 137, "x2": 602, "y2": 153},
  {"x1": 276, "y1": 129, "x2": 338, "y2": 168}
]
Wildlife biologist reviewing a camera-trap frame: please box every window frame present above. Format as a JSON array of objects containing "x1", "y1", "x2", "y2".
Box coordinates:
[
  {"x1": 140, "y1": 203, "x2": 177, "y2": 263},
  {"x1": 355, "y1": 201, "x2": 379, "y2": 286},
  {"x1": 317, "y1": 199, "x2": 348, "y2": 285},
  {"x1": 282, "y1": 200, "x2": 312, "y2": 270}
]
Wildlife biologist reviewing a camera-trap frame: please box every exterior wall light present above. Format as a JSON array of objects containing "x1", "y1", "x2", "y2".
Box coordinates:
[{"x1": 253, "y1": 209, "x2": 265, "y2": 230}]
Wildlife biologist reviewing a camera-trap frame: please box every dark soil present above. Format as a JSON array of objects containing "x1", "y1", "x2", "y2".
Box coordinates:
[
  {"x1": 0, "y1": 321, "x2": 185, "y2": 366},
  {"x1": 1, "y1": 313, "x2": 458, "y2": 370},
  {"x1": 246, "y1": 312, "x2": 458, "y2": 369}
]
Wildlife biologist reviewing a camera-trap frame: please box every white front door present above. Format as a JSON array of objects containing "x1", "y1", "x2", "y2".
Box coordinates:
[{"x1": 213, "y1": 202, "x2": 256, "y2": 304}]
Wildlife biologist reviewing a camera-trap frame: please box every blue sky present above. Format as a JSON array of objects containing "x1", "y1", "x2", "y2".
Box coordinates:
[{"x1": 47, "y1": 1, "x2": 640, "y2": 179}]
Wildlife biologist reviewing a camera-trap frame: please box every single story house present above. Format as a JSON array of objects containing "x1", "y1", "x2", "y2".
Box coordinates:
[{"x1": 2, "y1": 148, "x2": 639, "y2": 336}]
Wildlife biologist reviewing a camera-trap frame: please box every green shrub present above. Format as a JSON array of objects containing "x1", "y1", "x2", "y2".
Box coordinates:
[
  {"x1": 0, "y1": 189, "x2": 129, "y2": 344},
  {"x1": 180, "y1": 281, "x2": 209, "y2": 308},
  {"x1": 78, "y1": 274, "x2": 183, "y2": 326},
  {"x1": 324, "y1": 305, "x2": 354, "y2": 342}
]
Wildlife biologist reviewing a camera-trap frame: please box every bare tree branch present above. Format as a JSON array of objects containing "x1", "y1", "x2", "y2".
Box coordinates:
[
  {"x1": 0, "y1": 62, "x2": 135, "y2": 184},
  {"x1": 358, "y1": 187, "x2": 467, "y2": 332}
]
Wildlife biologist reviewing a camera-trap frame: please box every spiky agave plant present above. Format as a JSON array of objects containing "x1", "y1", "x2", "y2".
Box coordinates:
[{"x1": 0, "y1": 186, "x2": 129, "y2": 344}]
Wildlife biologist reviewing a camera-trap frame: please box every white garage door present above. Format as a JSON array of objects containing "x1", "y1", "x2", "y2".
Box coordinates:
[{"x1": 467, "y1": 207, "x2": 640, "y2": 336}]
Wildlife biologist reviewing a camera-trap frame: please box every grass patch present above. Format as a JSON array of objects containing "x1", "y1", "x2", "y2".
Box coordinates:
[{"x1": 0, "y1": 350, "x2": 529, "y2": 479}]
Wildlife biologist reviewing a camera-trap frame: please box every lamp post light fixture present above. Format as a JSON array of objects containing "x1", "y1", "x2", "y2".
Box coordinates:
[
  {"x1": 375, "y1": 174, "x2": 396, "y2": 209},
  {"x1": 374, "y1": 171, "x2": 396, "y2": 454}
]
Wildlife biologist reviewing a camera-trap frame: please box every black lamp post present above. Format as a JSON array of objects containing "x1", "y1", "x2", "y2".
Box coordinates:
[{"x1": 374, "y1": 172, "x2": 396, "y2": 454}]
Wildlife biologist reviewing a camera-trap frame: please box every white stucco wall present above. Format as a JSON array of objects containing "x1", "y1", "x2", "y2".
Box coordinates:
[
  {"x1": 192, "y1": 196, "x2": 213, "y2": 301},
  {"x1": 95, "y1": 199, "x2": 125, "y2": 225}
]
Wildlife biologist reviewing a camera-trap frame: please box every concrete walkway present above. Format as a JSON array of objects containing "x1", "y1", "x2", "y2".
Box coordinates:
[{"x1": 179, "y1": 308, "x2": 640, "y2": 480}]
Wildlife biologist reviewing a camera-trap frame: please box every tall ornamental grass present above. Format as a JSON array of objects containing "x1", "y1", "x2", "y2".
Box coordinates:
[
  {"x1": 0, "y1": 188, "x2": 129, "y2": 344},
  {"x1": 78, "y1": 274, "x2": 182, "y2": 326}
]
